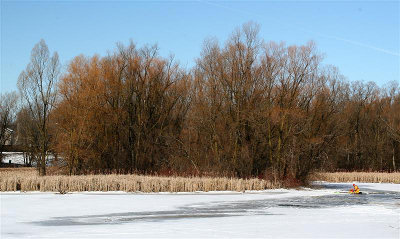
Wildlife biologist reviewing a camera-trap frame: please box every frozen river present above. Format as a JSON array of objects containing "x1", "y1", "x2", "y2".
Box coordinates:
[{"x1": 1, "y1": 182, "x2": 399, "y2": 238}]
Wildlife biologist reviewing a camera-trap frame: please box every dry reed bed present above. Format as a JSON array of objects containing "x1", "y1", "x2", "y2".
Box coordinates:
[
  {"x1": 313, "y1": 172, "x2": 400, "y2": 184},
  {"x1": 0, "y1": 168, "x2": 280, "y2": 192}
]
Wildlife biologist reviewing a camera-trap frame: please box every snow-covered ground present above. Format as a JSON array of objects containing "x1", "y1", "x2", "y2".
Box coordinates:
[
  {"x1": 1, "y1": 152, "x2": 60, "y2": 166},
  {"x1": 1, "y1": 183, "x2": 399, "y2": 238},
  {"x1": 1, "y1": 152, "x2": 25, "y2": 165}
]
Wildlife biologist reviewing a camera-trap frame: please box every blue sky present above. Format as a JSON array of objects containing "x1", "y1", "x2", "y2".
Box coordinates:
[{"x1": 1, "y1": 0, "x2": 399, "y2": 93}]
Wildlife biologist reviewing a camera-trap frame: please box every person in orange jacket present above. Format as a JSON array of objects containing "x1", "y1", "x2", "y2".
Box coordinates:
[{"x1": 349, "y1": 184, "x2": 361, "y2": 194}]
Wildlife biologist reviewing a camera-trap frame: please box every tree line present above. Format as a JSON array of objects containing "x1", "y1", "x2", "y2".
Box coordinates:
[{"x1": 1, "y1": 23, "x2": 399, "y2": 182}]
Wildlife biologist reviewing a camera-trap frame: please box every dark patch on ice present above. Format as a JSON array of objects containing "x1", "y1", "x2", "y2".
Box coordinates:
[
  {"x1": 4, "y1": 232, "x2": 29, "y2": 238},
  {"x1": 32, "y1": 206, "x2": 276, "y2": 226},
  {"x1": 32, "y1": 197, "x2": 283, "y2": 226}
]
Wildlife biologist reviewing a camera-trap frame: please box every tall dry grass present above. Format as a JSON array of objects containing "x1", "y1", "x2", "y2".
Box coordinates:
[
  {"x1": 312, "y1": 172, "x2": 400, "y2": 184},
  {"x1": 0, "y1": 168, "x2": 280, "y2": 192}
]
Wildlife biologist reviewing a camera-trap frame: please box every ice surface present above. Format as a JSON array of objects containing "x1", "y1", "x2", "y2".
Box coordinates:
[{"x1": 1, "y1": 183, "x2": 399, "y2": 238}]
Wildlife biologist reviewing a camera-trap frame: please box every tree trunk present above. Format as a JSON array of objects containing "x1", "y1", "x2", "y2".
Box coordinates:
[{"x1": 393, "y1": 145, "x2": 396, "y2": 172}]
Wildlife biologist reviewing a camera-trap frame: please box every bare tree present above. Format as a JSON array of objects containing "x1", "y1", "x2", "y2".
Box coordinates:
[
  {"x1": 15, "y1": 107, "x2": 38, "y2": 166},
  {"x1": 18, "y1": 39, "x2": 60, "y2": 175},
  {"x1": 0, "y1": 91, "x2": 18, "y2": 161},
  {"x1": 380, "y1": 81, "x2": 400, "y2": 171}
]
